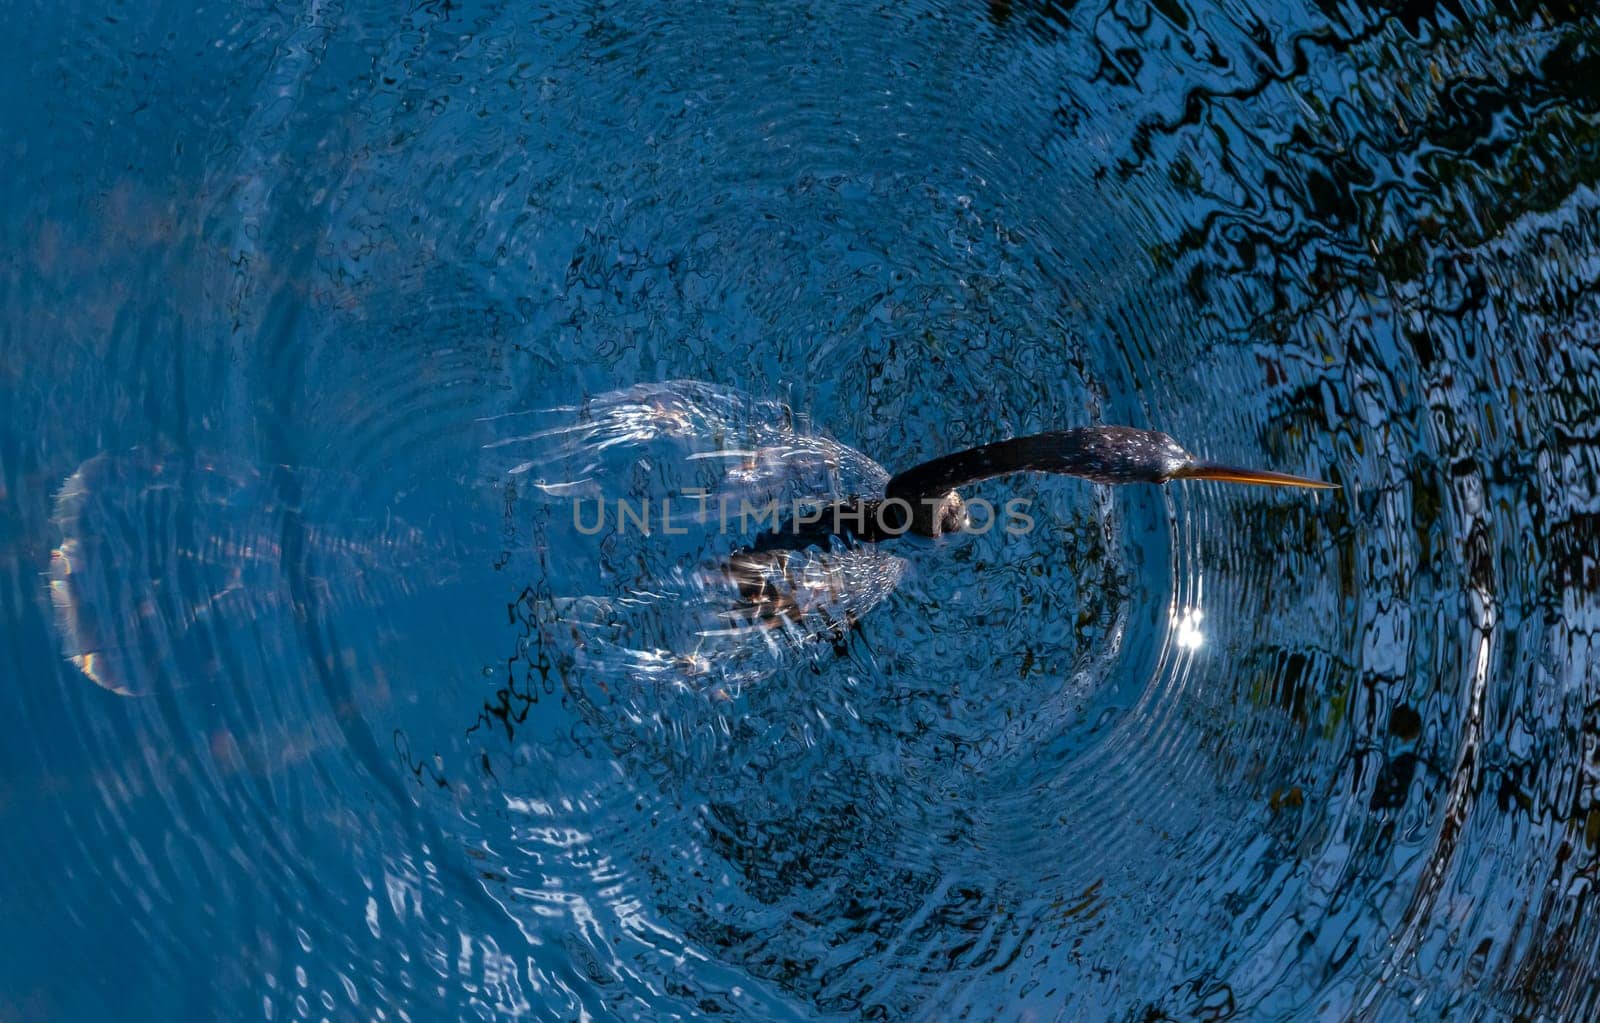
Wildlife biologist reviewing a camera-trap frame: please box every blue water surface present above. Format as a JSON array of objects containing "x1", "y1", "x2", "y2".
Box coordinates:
[{"x1": 4, "y1": 1, "x2": 1600, "y2": 1020}]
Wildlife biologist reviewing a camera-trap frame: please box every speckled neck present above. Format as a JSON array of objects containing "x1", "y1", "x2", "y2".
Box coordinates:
[{"x1": 885, "y1": 427, "x2": 1193, "y2": 508}]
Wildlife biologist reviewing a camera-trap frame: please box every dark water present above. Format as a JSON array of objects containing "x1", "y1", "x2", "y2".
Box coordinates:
[{"x1": 4, "y1": 0, "x2": 1600, "y2": 1019}]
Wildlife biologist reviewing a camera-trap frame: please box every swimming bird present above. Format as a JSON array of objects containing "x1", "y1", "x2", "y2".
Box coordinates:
[
  {"x1": 724, "y1": 425, "x2": 1334, "y2": 628},
  {"x1": 739, "y1": 424, "x2": 1336, "y2": 551}
]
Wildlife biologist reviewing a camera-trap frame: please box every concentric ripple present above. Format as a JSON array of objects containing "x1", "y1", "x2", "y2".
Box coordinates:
[{"x1": 6, "y1": 0, "x2": 1600, "y2": 1020}]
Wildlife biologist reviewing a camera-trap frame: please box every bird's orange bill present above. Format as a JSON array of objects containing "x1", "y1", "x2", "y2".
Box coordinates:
[{"x1": 1170, "y1": 463, "x2": 1339, "y2": 489}]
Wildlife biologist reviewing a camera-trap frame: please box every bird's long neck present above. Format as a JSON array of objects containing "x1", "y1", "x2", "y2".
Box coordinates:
[
  {"x1": 886, "y1": 427, "x2": 1190, "y2": 505},
  {"x1": 886, "y1": 426, "x2": 1334, "y2": 530}
]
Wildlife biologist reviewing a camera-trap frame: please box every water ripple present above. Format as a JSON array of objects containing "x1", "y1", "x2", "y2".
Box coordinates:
[{"x1": 7, "y1": 0, "x2": 1600, "y2": 1019}]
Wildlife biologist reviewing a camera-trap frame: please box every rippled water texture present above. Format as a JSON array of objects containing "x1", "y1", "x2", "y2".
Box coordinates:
[{"x1": 5, "y1": 1, "x2": 1600, "y2": 1020}]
